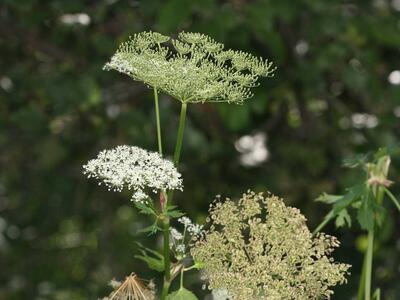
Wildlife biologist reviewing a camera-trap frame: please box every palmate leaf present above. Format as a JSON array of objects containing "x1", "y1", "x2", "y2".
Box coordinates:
[{"x1": 166, "y1": 288, "x2": 199, "y2": 300}]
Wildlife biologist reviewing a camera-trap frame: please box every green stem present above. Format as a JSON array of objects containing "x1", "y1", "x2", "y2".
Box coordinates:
[
  {"x1": 372, "y1": 288, "x2": 381, "y2": 300},
  {"x1": 173, "y1": 103, "x2": 187, "y2": 166},
  {"x1": 180, "y1": 268, "x2": 184, "y2": 289},
  {"x1": 160, "y1": 102, "x2": 188, "y2": 299},
  {"x1": 154, "y1": 88, "x2": 163, "y2": 155},
  {"x1": 312, "y1": 210, "x2": 334, "y2": 236},
  {"x1": 161, "y1": 216, "x2": 171, "y2": 299},
  {"x1": 365, "y1": 227, "x2": 374, "y2": 300},
  {"x1": 383, "y1": 187, "x2": 400, "y2": 213},
  {"x1": 357, "y1": 254, "x2": 367, "y2": 300},
  {"x1": 364, "y1": 186, "x2": 384, "y2": 300}
]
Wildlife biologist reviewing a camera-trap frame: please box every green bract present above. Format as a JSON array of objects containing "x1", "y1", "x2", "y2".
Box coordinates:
[{"x1": 104, "y1": 31, "x2": 276, "y2": 104}]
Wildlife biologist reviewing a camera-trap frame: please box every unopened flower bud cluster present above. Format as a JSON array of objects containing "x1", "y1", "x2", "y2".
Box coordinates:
[{"x1": 104, "y1": 31, "x2": 276, "y2": 104}]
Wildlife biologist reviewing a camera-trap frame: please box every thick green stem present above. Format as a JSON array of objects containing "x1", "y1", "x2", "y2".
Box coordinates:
[
  {"x1": 160, "y1": 102, "x2": 188, "y2": 299},
  {"x1": 363, "y1": 186, "x2": 384, "y2": 300},
  {"x1": 161, "y1": 216, "x2": 171, "y2": 299},
  {"x1": 357, "y1": 254, "x2": 367, "y2": 300},
  {"x1": 154, "y1": 88, "x2": 163, "y2": 155},
  {"x1": 365, "y1": 228, "x2": 374, "y2": 300},
  {"x1": 173, "y1": 103, "x2": 187, "y2": 166}
]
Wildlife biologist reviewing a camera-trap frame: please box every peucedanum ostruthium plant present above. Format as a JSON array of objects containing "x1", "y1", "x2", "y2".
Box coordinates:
[{"x1": 84, "y1": 31, "x2": 354, "y2": 300}]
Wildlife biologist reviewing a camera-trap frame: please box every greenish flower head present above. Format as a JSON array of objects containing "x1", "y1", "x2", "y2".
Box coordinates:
[
  {"x1": 104, "y1": 31, "x2": 276, "y2": 104},
  {"x1": 191, "y1": 190, "x2": 350, "y2": 300}
]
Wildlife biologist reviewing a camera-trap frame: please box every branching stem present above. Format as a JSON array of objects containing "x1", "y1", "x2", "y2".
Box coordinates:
[{"x1": 160, "y1": 102, "x2": 188, "y2": 300}]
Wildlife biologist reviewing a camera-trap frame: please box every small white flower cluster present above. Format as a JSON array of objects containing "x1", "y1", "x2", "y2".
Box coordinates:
[
  {"x1": 83, "y1": 145, "x2": 183, "y2": 202},
  {"x1": 170, "y1": 228, "x2": 183, "y2": 241},
  {"x1": 178, "y1": 217, "x2": 204, "y2": 236},
  {"x1": 169, "y1": 217, "x2": 204, "y2": 260}
]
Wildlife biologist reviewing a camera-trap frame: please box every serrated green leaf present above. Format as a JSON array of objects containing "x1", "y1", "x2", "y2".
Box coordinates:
[
  {"x1": 134, "y1": 242, "x2": 164, "y2": 272},
  {"x1": 343, "y1": 153, "x2": 370, "y2": 168},
  {"x1": 333, "y1": 184, "x2": 365, "y2": 214},
  {"x1": 166, "y1": 209, "x2": 184, "y2": 218},
  {"x1": 357, "y1": 190, "x2": 375, "y2": 230},
  {"x1": 357, "y1": 188, "x2": 386, "y2": 230},
  {"x1": 134, "y1": 201, "x2": 157, "y2": 216},
  {"x1": 139, "y1": 222, "x2": 162, "y2": 235},
  {"x1": 166, "y1": 288, "x2": 199, "y2": 300},
  {"x1": 316, "y1": 193, "x2": 342, "y2": 204},
  {"x1": 135, "y1": 254, "x2": 164, "y2": 272},
  {"x1": 335, "y1": 208, "x2": 351, "y2": 228},
  {"x1": 166, "y1": 205, "x2": 178, "y2": 210}
]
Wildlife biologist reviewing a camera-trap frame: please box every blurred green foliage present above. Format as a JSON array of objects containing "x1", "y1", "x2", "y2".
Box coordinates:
[{"x1": 1, "y1": 0, "x2": 400, "y2": 299}]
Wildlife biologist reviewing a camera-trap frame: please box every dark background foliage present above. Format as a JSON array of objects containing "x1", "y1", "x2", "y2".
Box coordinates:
[{"x1": 1, "y1": 0, "x2": 399, "y2": 299}]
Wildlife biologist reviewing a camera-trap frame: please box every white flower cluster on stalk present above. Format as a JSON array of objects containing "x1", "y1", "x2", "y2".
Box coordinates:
[
  {"x1": 83, "y1": 145, "x2": 183, "y2": 202},
  {"x1": 104, "y1": 31, "x2": 276, "y2": 104},
  {"x1": 169, "y1": 217, "x2": 204, "y2": 260}
]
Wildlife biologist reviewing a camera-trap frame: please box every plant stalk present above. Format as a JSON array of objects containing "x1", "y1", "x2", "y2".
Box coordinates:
[
  {"x1": 160, "y1": 102, "x2": 188, "y2": 299},
  {"x1": 154, "y1": 88, "x2": 163, "y2": 155},
  {"x1": 363, "y1": 186, "x2": 384, "y2": 300},
  {"x1": 357, "y1": 254, "x2": 367, "y2": 300},
  {"x1": 312, "y1": 210, "x2": 334, "y2": 236},
  {"x1": 383, "y1": 187, "x2": 400, "y2": 213},
  {"x1": 180, "y1": 268, "x2": 184, "y2": 289},
  {"x1": 161, "y1": 215, "x2": 171, "y2": 299},
  {"x1": 364, "y1": 227, "x2": 374, "y2": 300},
  {"x1": 173, "y1": 103, "x2": 187, "y2": 166}
]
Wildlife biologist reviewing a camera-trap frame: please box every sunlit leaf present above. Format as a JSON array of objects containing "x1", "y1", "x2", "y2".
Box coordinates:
[{"x1": 166, "y1": 288, "x2": 198, "y2": 300}]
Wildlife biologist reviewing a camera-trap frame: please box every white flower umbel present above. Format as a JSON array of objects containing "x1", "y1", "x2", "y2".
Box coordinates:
[{"x1": 83, "y1": 145, "x2": 183, "y2": 202}]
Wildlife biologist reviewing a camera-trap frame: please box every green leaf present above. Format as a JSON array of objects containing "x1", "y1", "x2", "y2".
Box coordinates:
[
  {"x1": 134, "y1": 201, "x2": 157, "y2": 216},
  {"x1": 335, "y1": 208, "x2": 352, "y2": 228},
  {"x1": 356, "y1": 189, "x2": 385, "y2": 230},
  {"x1": 357, "y1": 190, "x2": 374, "y2": 230},
  {"x1": 134, "y1": 243, "x2": 164, "y2": 272},
  {"x1": 332, "y1": 184, "x2": 365, "y2": 214},
  {"x1": 166, "y1": 288, "x2": 199, "y2": 300},
  {"x1": 342, "y1": 152, "x2": 371, "y2": 168},
  {"x1": 138, "y1": 222, "x2": 162, "y2": 235},
  {"x1": 316, "y1": 193, "x2": 342, "y2": 204},
  {"x1": 166, "y1": 209, "x2": 184, "y2": 218}
]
